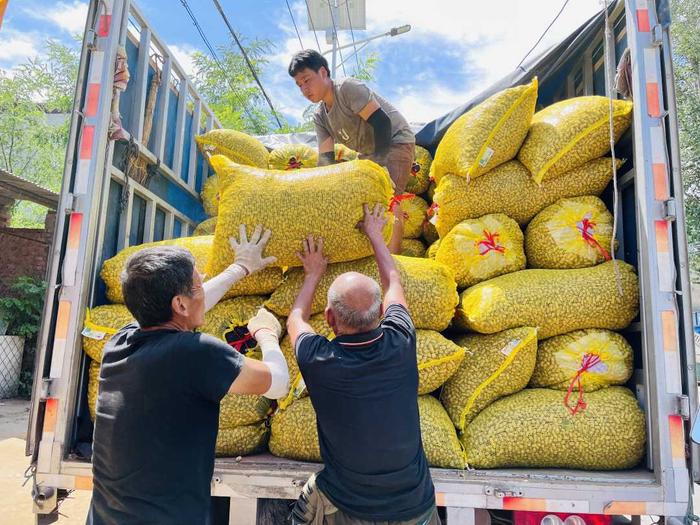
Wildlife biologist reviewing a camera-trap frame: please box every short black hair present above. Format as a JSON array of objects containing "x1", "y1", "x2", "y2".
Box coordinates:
[
  {"x1": 288, "y1": 49, "x2": 330, "y2": 77},
  {"x1": 121, "y1": 246, "x2": 195, "y2": 328}
]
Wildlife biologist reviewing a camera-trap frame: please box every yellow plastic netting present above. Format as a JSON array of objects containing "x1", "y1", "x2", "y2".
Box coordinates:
[
  {"x1": 208, "y1": 156, "x2": 394, "y2": 270},
  {"x1": 401, "y1": 238, "x2": 427, "y2": 258},
  {"x1": 196, "y1": 129, "x2": 269, "y2": 168},
  {"x1": 405, "y1": 146, "x2": 433, "y2": 195},
  {"x1": 433, "y1": 158, "x2": 617, "y2": 236},
  {"x1": 525, "y1": 196, "x2": 615, "y2": 269},
  {"x1": 215, "y1": 423, "x2": 269, "y2": 457},
  {"x1": 432, "y1": 78, "x2": 538, "y2": 182},
  {"x1": 441, "y1": 327, "x2": 538, "y2": 430},
  {"x1": 400, "y1": 194, "x2": 429, "y2": 239},
  {"x1": 518, "y1": 96, "x2": 634, "y2": 183},
  {"x1": 100, "y1": 236, "x2": 282, "y2": 303},
  {"x1": 82, "y1": 305, "x2": 134, "y2": 362},
  {"x1": 436, "y1": 214, "x2": 525, "y2": 289},
  {"x1": 193, "y1": 217, "x2": 217, "y2": 236},
  {"x1": 266, "y1": 255, "x2": 458, "y2": 331},
  {"x1": 201, "y1": 174, "x2": 220, "y2": 217},
  {"x1": 334, "y1": 143, "x2": 358, "y2": 162},
  {"x1": 268, "y1": 143, "x2": 318, "y2": 170},
  {"x1": 454, "y1": 260, "x2": 639, "y2": 339},
  {"x1": 462, "y1": 387, "x2": 646, "y2": 469},
  {"x1": 87, "y1": 360, "x2": 99, "y2": 421}
]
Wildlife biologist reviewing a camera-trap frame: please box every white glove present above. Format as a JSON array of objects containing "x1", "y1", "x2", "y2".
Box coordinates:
[
  {"x1": 202, "y1": 264, "x2": 247, "y2": 312},
  {"x1": 230, "y1": 224, "x2": 277, "y2": 275},
  {"x1": 247, "y1": 308, "x2": 282, "y2": 339}
]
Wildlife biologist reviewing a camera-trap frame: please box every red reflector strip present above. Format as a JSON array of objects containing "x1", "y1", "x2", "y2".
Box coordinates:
[
  {"x1": 637, "y1": 9, "x2": 650, "y2": 32},
  {"x1": 97, "y1": 14, "x2": 111, "y2": 37},
  {"x1": 63, "y1": 213, "x2": 82, "y2": 286},
  {"x1": 502, "y1": 498, "x2": 547, "y2": 512},
  {"x1": 653, "y1": 163, "x2": 669, "y2": 200},
  {"x1": 669, "y1": 414, "x2": 685, "y2": 466},
  {"x1": 646, "y1": 83, "x2": 660, "y2": 117},
  {"x1": 43, "y1": 398, "x2": 58, "y2": 433},
  {"x1": 661, "y1": 310, "x2": 678, "y2": 353},
  {"x1": 67, "y1": 212, "x2": 82, "y2": 249},
  {"x1": 75, "y1": 476, "x2": 93, "y2": 490},
  {"x1": 85, "y1": 84, "x2": 100, "y2": 118},
  {"x1": 79, "y1": 125, "x2": 95, "y2": 160}
]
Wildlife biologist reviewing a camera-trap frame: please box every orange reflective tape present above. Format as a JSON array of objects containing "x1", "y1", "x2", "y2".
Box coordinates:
[
  {"x1": 75, "y1": 476, "x2": 93, "y2": 490},
  {"x1": 435, "y1": 493, "x2": 446, "y2": 506},
  {"x1": 604, "y1": 501, "x2": 647, "y2": 515},
  {"x1": 79, "y1": 125, "x2": 95, "y2": 160},
  {"x1": 661, "y1": 311, "x2": 678, "y2": 353},
  {"x1": 655, "y1": 221, "x2": 670, "y2": 253},
  {"x1": 646, "y1": 83, "x2": 660, "y2": 117},
  {"x1": 67, "y1": 213, "x2": 82, "y2": 249},
  {"x1": 637, "y1": 9, "x2": 650, "y2": 32},
  {"x1": 669, "y1": 415, "x2": 685, "y2": 460},
  {"x1": 85, "y1": 84, "x2": 100, "y2": 118},
  {"x1": 653, "y1": 163, "x2": 669, "y2": 201},
  {"x1": 97, "y1": 14, "x2": 111, "y2": 37},
  {"x1": 0, "y1": 0, "x2": 8, "y2": 30},
  {"x1": 43, "y1": 398, "x2": 58, "y2": 433},
  {"x1": 55, "y1": 301, "x2": 71, "y2": 340},
  {"x1": 502, "y1": 497, "x2": 547, "y2": 512}
]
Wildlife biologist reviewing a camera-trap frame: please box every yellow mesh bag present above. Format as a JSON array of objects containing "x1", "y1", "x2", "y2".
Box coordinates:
[
  {"x1": 193, "y1": 217, "x2": 217, "y2": 236},
  {"x1": 278, "y1": 314, "x2": 465, "y2": 408},
  {"x1": 454, "y1": 260, "x2": 639, "y2": 338},
  {"x1": 266, "y1": 255, "x2": 458, "y2": 331},
  {"x1": 462, "y1": 387, "x2": 646, "y2": 469},
  {"x1": 422, "y1": 219, "x2": 439, "y2": 245},
  {"x1": 433, "y1": 159, "x2": 617, "y2": 236},
  {"x1": 215, "y1": 423, "x2": 269, "y2": 457},
  {"x1": 270, "y1": 396, "x2": 467, "y2": 468},
  {"x1": 399, "y1": 194, "x2": 429, "y2": 239},
  {"x1": 441, "y1": 327, "x2": 537, "y2": 430},
  {"x1": 405, "y1": 146, "x2": 433, "y2": 195},
  {"x1": 268, "y1": 143, "x2": 318, "y2": 170},
  {"x1": 426, "y1": 239, "x2": 441, "y2": 260},
  {"x1": 82, "y1": 305, "x2": 134, "y2": 362},
  {"x1": 87, "y1": 360, "x2": 99, "y2": 421},
  {"x1": 196, "y1": 129, "x2": 269, "y2": 168},
  {"x1": 219, "y1": 393, "x2": 272, "y2": 429},
  {"x1": 526, "y1": 196, "x2": 615, "y2": 269},
  {"x1": 208, "y1": 156, "x2": 394, "y2": 270},
  {"x1": 201, "y1": 174, "x2": 220, "y2": 217},
  {"x1": 427, "y1": 180, "x2": 436, "y2": 202},
  {"x1": 198, "y1": 296, "x2": 270, "y2": 339},
  {"x1": 432, "y1": 78, "x2": 538, "y2": 183},
  {"x1": 100, "y1": 236, "x2": 283, "y2": 303},
  {"x1": 436, "y1": 214, "x2": 525, "y2": 289},
  {"x1": 334, "y1": 143, "x2": 358, "y2": 162},
  {"x1": 418, "y1": 396, "x2": 466, "y2": 469},
  {"x1": 401, "y1": 238, "x2": 426, "y2": 258},
  {"x1": 518, "y1": 97, "x2": 634, "y2": 183},
  {"x1": 529, "y1": 329, "x2": 633, "y2": 393}
]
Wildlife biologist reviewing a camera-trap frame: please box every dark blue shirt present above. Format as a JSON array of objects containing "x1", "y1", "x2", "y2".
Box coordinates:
[
  {"x1": 296, "y1": 304, "x2": 435, "y2": 521},
  {"x1": 87, "y1": 324, "x2": 244, "y2": 525}
]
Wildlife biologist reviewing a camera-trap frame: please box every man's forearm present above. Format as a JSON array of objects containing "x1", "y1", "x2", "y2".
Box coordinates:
[
  {"x1": 290, "y1": 274, "x2": 321, "y2": 321},
  {"x1": 369, "y1": 235, "x2": 399, "y2": 291},
  {"x1": 203, "y1": 264, "x2": 247, "y2": 312}
]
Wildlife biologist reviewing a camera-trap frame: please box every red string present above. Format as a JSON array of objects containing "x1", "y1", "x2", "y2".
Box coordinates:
[
  {"x1": 427, "y1": 203, "x2": 439, "y2": 218},
  {"x1": 286, "y1": 156, "x2": 303, "y2": 170},
  {"x1": 577, "y1": 216, "x2": 611, "y2": 261},
  {"x1": 228, "y1": 332, "x2": 254, "y2": 353},
  {"x1": 388, "y1": 193, "x2": 415, "y2": 213},
  {"x1": 476, "y1": 230, "x2": 505, "y2": 255},
  {"x1": 563, "y1": 353, "x2": 603, "y2": 415}
]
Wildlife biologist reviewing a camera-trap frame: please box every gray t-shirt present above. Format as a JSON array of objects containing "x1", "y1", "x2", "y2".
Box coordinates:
[{"x1": 313, "y1": 78, "x2": 414, "y2": 155}]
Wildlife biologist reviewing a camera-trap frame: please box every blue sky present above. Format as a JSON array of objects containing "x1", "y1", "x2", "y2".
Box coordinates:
[{"x1": 1, "y1": 0, "x2": 604, "y2": 125}]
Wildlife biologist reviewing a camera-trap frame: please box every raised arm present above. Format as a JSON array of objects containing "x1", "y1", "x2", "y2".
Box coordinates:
[
  {"x1": 202, "y1": 224, "x2": 276, "y2": 312},
  {"x1": 359, "y1": 203, "x2": 407, "y2": 310},
  {"x1": 286, "y1": 236, "x2": 328, "y2": 349}
]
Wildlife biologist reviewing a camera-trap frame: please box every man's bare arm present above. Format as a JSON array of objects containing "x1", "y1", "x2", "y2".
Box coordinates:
[
  {"x1": 359, "y1": 203, "x2": 407, "y2": 310},
  {"x1": 287, "y1": 236, "x2": 328, "y2": 350}
]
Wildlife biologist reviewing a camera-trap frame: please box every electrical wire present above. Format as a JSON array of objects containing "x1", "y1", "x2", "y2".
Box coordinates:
[
  {"x1": 179, "y1": 0, "x2": 259, "y2": 126},
  {"x1": 285, "y1": 0, "x2": 305, "y2": 49},
  {"x1": 211, "y1": 0, "x2": 284, "y2": 128},
  {"x1": 343, "y1": 0, "x2": 361, "y2": 72},
  {"x1": 515, "y1": 0, "x2": 572, "y2": 71},
  {"x1": 304, "y1": 0, "x2": 323, "y2": 52},
  {"x1": 326, "y1": 0, "x2": 347, "y2": 76}
]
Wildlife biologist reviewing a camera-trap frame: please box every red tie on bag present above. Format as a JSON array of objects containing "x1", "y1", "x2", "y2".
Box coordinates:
[{"x1": 564, "y1": 353, "x2": 603, "y2": 415}]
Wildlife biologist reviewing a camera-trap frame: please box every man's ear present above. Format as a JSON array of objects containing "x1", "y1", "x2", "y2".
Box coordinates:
[
  {"x1": 325, "y1": 307, "x2": 336, "y2": 334},
  {"x1": 171, "y1": 295, "x2": 186, "y2": 316}
]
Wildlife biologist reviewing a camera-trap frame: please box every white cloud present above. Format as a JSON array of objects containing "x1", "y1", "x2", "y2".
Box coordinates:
[
  {"x1": 170, "y1": 44, "x2": 199, "y2": 77},
  {"x1": 28, "y1": 1, "x2": 88, "y2": 35},
  {"x1": 395, "y1": 83, "x2": 479, "y2": 124},
  {"x1": 0, "y1": 29, "x2": 42, "y2": 69}
]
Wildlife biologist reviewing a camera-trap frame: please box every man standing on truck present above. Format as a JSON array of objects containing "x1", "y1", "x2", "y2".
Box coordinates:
[
  {"x1": 87, "y1": 225, "x2": 289, "y2": 525},
  {"x1": 286, "y1": 204, "x2": 440, "y2": 525},
  {"x1": 288, "y1": 49, "x2": 415, "y2": 254}
]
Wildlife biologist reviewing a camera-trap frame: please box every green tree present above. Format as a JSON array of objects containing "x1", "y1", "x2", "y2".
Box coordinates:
[
  {"x1": 0, "y1": 39, "x2": 80, "y2": 227},
  {"x1": 671, "y1": 0, "x2": 700, "y2": 275}
]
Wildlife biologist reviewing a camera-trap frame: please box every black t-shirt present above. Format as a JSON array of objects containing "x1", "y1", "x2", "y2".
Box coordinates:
[
  {"x1": 296, "y1": 304, "x2": 435, "y2": 521},
  {"x1": 87, "y1": 323, "x2": 244, "y2": 525}
]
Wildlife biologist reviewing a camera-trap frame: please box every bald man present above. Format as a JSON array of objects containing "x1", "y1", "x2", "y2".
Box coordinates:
[{"x1": 286, "y1": 204, "x2": 439, "y2": 525}]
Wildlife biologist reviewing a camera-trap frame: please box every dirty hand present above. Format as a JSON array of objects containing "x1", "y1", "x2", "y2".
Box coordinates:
[
  {"x1": 230, "y1": 224, "x2": 277, "y2": 275},
  {"x1": 247, "y1": 308, "x2": 282, "y2": 339},
  {"x1": 358, "y1": 203, "x2": 388, "y2": 242},
  {"x1": 297, "y1": 235, "x2": 328, "y2": 280}
]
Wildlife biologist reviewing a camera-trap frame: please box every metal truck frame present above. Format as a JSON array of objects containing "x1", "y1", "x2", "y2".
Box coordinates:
[{"x1": 24, "y1": 0, "x2": 699, "y2": 523}]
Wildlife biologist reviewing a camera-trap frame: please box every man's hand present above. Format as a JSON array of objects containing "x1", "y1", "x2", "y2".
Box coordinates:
[
  {"x1": 230, "y1": 224, "x2": 277, "y2": 275},
  {"x1": 358, "y1": 203, "x2": 388, "y2": 243},
  {"x1": 247, "y1": 308, "x2": 282, "y2": 339},
  {"x1": 297, "y1": 235, "x2": 328, "y2": 280}
]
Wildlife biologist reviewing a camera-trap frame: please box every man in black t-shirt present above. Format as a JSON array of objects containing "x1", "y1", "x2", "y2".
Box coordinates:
[
  {"x1": 87, "y1": 225, "x2": 289, "y2": 525},
  {"x1": 286, "y1": 206, "x2": 440, "y2": 525}
]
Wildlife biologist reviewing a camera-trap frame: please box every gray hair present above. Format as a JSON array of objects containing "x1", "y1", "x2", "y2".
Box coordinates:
[{"x1": 327, "y1": 279, "x2": 382, "y2": 332}]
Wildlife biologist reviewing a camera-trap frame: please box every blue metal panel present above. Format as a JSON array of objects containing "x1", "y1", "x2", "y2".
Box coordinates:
[
  {"x1": 154, "y1": 207, "x2": 166, "y2": 242},
  {"x1": 129, "y1": 194, "x2": 147, "y2": 246},
  {"x1": 173, "y1": 219, "x2": 182, "y2": 238},
  {"x1": 118, "y1": 38, "x2": 140, "y2": 138},
  {"x1": 164, "y1": 89, "x2": 178, "y2": 169},
  {"x1": 181, "y1": 110, "x2": 193, "y2": 182},
  {"x1": 146, "y1": 174, "x2": 206, "y2": 223}
]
